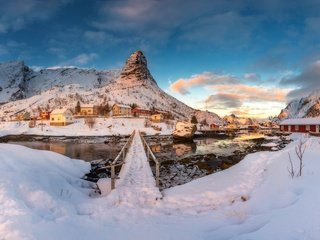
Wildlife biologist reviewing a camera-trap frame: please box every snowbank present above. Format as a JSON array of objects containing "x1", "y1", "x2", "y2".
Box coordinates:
[
  {"x1": 0, "y1": 118, "x2": 173, "y2": 137},
  {"x1": 0, "y1": 134, "x2": 320, "y2": 239}
]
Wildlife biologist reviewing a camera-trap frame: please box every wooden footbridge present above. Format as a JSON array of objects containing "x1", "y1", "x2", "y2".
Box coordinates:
[{"x1": 103, "y1": 130, "x2": 162, "y2": 202}]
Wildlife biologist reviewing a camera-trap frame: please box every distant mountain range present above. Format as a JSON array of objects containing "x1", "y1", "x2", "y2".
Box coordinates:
[
  {"x1": 0, "y1": 50, "x2": 220, "y2": 124},
  {"x1": 278, "y1": 90, "x2": 320, "y2": 120}
]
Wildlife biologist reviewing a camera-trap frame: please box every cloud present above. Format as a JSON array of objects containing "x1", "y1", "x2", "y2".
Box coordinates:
[
  {"x1": 244, "y1": 73, "x2": 261, "y2": 82},
  {"x1": 280, "y1": 60, "x2": 320, "y2": 100},
  {"x1": 0, "y1": 0, "x2": 72, "y2": 33},
  {"x1": 205, "y1": 93, "x2": 243, "y2": 109},
  {"x1": 210, "y1": 84, "x2": 288, "y2": 103},
  {"x1": 83, "y1": 31, "x2": 122, "y2": 45},
  {"x1": 170, "y1": 72, "x2": 238, "y2": 95},
  {"x1": 178, "y1": 11, "x2": 257, "y2": 48},
  {"x1": 72, "y1": 53, "x2": 99, "y2": 65},
  {"x1": 60, "y1": 53, "x2": 99, "y2": 66}
]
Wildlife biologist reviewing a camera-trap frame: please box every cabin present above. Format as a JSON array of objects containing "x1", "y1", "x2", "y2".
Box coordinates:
[
  {"x1": 80, "y1": 104, "x2": 96, "y2": 116},
  {"x1": 248, "y1": 125, "x2": 259, "y2": 131},
  {"x1": 154, "y1": 109, "x2": 171, "y2": 119},
  {"x1": 225, "y1": 123, "x2": 238, "y2": 129},
  {"x1": 150, "y1": 114, "x2": 164, "y2": 123},
  {"x1": 112, "y1": 104, "x2": 132, "y2": 117},
  {"x1": 132, "y1": 108, "x2": 151, "y2": 118},
  {"x1": 210, "y1": 123, "x2": 219, "y2": 129},
  {"x1": 50, "y1": 108, "x2": 74, "y2": 126},
  {"x1": 279, "y1": 118, "x2": 320, "y2": 133},
  {"x1": 40, "y1": 111, "x2": 51, "y2": 120}
]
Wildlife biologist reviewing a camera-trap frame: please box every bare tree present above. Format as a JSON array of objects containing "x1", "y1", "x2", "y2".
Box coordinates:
[
  {"x1": 287, "y1": 153, "x2": 295, "y2": 178},
  {"x1": 295, "y1": 138, "x2": 307, "y2": 177},
  {"x1": 288, "y1": 138, "x2": 307, "y2": 178}
]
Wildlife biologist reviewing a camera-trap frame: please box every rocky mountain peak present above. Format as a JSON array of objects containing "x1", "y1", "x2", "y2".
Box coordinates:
[
  {"x1": 277, "y1": 89, "x2": 320, "y2": 120},
  {"x1": 119, "y1": 50, "x2": 157, "y2": 86}
]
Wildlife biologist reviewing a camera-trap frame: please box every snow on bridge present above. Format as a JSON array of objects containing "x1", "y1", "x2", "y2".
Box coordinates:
[{"x1": 107, "y1": 131, "x2": 162, "y2": 206}]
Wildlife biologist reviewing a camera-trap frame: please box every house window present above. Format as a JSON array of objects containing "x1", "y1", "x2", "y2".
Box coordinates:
[
  {"x1": 51, "y1": 118, "x2": 54, "y2": 121},
  {"x1": 280, "y1": 125, "x2": 283, "y2": 131},
  {"x1": 295, "y1": 125, "x2": 299, "y2": 131},
  {"x1": 306, "y1": 125, "x2": 310, "y2": 131}
]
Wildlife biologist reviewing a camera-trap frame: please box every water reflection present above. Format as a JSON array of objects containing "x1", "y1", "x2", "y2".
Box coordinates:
[
  {"x1": 149, "y1": 133, "x2": 266, "y2": 160},
  {"x1": 172, "y1": 142, "x2": 197, "y2": 157},
  {"x1": 9, "y1": 141, "x2": 121, "y2": 161}
]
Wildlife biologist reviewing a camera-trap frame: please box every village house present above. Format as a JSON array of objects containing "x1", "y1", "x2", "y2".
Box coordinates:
[
  {"x1": 80, "y1": 104, "x2": 97, "y2": 116},
  {"x1": 112, "y1": 104, "x2": 132, "y2": 117},
  {"x1": 210, "y1": 123, "x2": 219, "y2": 129},
  {"x1": 132, "y1": 107, "x2": 151, "y2": 118},
  {"x1": 279, "y1": 118, "x2": 320, "y2": 133},
  {"x1": 150, "y1": 113, "x2": 164, "y2": 123},
  {"x1": 154, "y1": 109, "x2": 171, "y2": 119},
  {"x1": 40, "y1": 111, "x2": 51, "y2": 120},
  {"x1": 50, "y1": 108, "x2": 74, "y2": 126}
]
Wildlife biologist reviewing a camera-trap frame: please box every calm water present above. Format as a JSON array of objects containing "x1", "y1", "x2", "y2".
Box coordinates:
[
  {"x1": 8, "y1": 141, "x2": 122, "y2": 161},
  {"x1": 6, "y1": 132, "x2": 267, "y2": 162},
  {"x1": 148, "y1": 132, "x2": 266, "y2": 161}
]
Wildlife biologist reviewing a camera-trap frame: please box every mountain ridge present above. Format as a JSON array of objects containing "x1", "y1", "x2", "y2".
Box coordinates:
[
  {"x1": 0, "y1": 51, "x2": 221, "y2": 124},
  {"x1": 278, "y1": 90, "x2": 320, "y2": 120}
]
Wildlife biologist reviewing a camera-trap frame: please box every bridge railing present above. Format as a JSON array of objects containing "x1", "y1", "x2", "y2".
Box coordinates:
[
  {"x1": 139, "y1": 131, "x2": 160, "y2": 187},
  {"x1": 108, "y1": 130, "x2": 135, "y2": 190}
]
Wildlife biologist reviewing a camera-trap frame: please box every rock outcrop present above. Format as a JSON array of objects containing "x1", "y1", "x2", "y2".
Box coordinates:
[
  {"x1": 172, "y1": 121, "x2": 197, "y2": 141},
  {"x1": 119, "y1": 50, "x2": 157, "y2": 86}
]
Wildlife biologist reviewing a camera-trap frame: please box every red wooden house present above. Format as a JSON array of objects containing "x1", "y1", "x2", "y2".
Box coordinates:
[
  {"x1": 132, "y1": 108, "x2": 152, "y2": 118},
  {"x1": 210, "y1": 123, "x2": 219, "y2": 129},
  {"x1": 279, "y1": 118, "x2": 320, "y2": 133}
]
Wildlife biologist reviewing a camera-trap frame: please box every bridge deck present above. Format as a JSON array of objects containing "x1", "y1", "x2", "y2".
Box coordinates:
[{"x1": 110, "y1": 131, "x2": 162, "y2": 206}]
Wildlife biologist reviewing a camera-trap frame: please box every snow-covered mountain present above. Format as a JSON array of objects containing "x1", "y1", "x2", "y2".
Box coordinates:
[
  {"x1": 278, "y1": 90, "x2": 320, "y2": 120},
  {"x1": 223, "y1": 114, "x2": 257, "y2": 126},
  {"x1": 0, "y1": 51, "x2": 220, "y2": 123}
]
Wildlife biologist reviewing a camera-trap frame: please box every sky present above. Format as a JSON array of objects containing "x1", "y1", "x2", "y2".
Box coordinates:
[{"x1": 0, "y1": 0, "x2": 320, "y2": 118}]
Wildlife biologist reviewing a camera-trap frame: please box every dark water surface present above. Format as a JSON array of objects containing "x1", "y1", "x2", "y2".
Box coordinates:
[{"x1": 8, "y1": 141, "x2": 122, "y2": 161}]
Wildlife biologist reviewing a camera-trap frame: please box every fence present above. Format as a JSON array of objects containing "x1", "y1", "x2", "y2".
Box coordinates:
[
  {"x1": 105, "y1": 130, "x2": 135, "y2": 190},
  {"x1": 139, "y1": 131, "x2": 160, "y2": 187}
]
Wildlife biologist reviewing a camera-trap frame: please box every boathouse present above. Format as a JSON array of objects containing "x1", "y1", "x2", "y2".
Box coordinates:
[{"x1": 279, "y1": 118, "x2": 320, "y2": 133}]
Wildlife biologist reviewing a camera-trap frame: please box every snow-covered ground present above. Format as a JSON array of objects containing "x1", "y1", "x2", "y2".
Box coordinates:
[
  {"x1": 0, "y1": 118, "x2": 173, "y2": 137},
  {"x1": 0, "y1": 133, "x2": 320, "y2": 239}
]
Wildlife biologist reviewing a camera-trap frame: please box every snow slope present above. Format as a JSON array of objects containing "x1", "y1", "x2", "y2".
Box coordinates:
[
  {"x1": 0, "y1": 118, "x2": 174, "y2": 137},
  {"x1": 0, "y1": 134, "x2": 320, "y2": 239},
  {"x1": 0, "y1": 51, "x2": 220, "y2": 124}
]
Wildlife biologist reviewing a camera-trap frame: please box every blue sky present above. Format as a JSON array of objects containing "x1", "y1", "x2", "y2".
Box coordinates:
[{"x1": 1, "y1": 0, "x2": 320, "y2": 118}]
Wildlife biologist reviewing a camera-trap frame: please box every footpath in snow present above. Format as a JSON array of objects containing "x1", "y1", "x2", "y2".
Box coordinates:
[{"x1": 107, "y1": 131, "x2": 162, "y2": 207}]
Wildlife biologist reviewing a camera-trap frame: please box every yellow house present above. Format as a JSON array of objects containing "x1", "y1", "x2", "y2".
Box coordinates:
[
  {"x1": 112, "y1": 104, "x2": 132, "y2": 117},
  {"x1": 50, "y1": 108, "x2": 74, "y2": 126},
  {"x1": 150, "y1": 114, "x2": 164, "y2": 123},
  {"x1": 80, "y1": 104, "x2": 96, "y2": 115}
]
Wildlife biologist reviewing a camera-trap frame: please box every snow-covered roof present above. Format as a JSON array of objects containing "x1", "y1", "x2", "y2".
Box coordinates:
[
  {"x1": 51, "y1": 108, "x2": 71, "y2": 115},
  {"x1": 81, "y1": 104, "x2": 94, "y2": 108},
  {"x1": 113, "y1": 104, "x2": 131, "y2": 109},
  {"x1": 280, "y1": 118, "x2": 320, "y2": 125},
  {"x1": 133, "y1": 107, "x2": 150, "y2": 111}
]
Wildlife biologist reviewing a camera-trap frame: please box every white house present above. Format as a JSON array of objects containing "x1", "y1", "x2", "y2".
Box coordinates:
[{"x1": 50, "y1": 108, "x2": 74, "y2": 126}]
